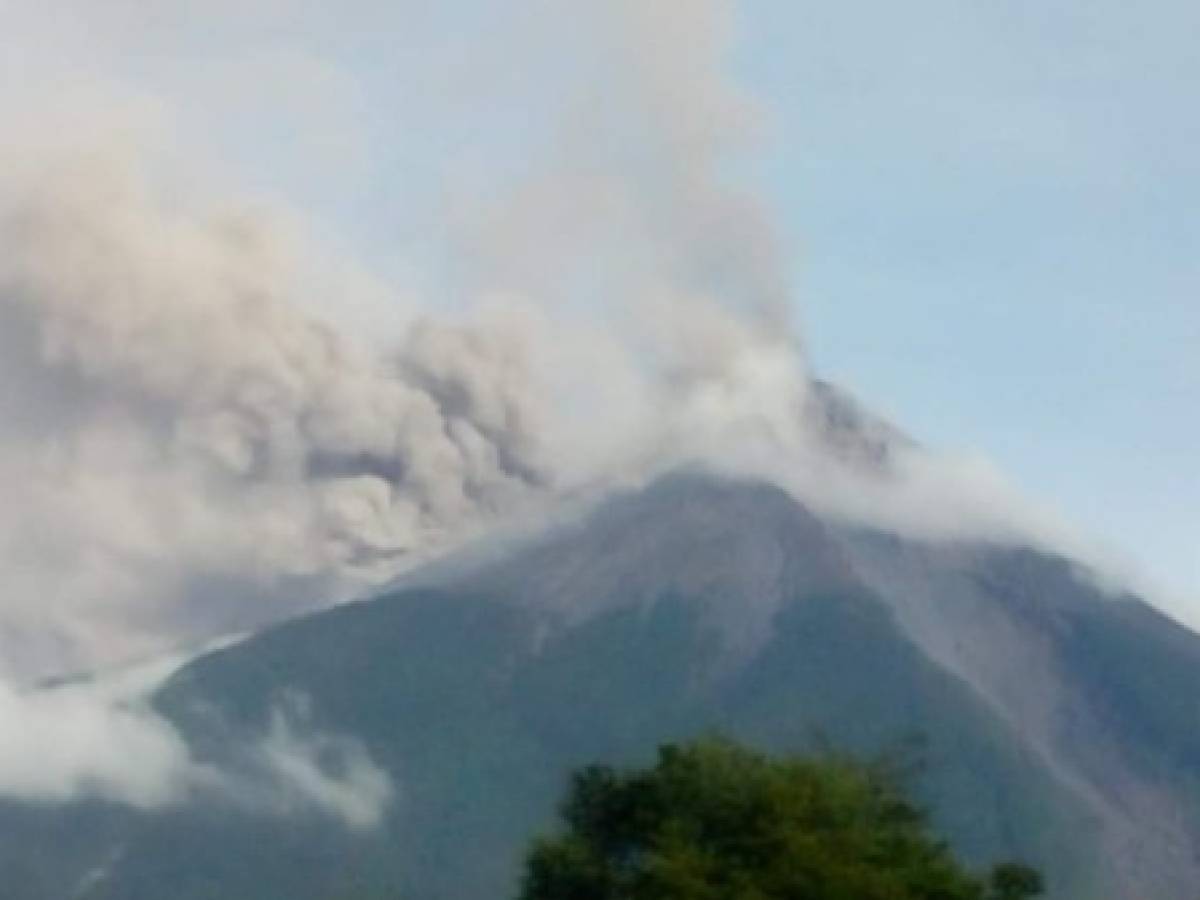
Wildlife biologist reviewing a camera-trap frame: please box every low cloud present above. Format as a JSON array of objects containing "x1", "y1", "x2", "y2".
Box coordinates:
[
  {"x1": 0, "y1": 653, "x2": 394, "y2": 829},
  {"x1": 249, "y1": 696, "x2": 394, "y2": 832},
  {"x1": 0, "y1": 653, "x2": 214, "y2": 807}
]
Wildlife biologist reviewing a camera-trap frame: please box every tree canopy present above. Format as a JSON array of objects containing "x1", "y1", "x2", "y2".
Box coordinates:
[{"x1": 517, "y1": 737, "x2": 1043, "y2": 900}]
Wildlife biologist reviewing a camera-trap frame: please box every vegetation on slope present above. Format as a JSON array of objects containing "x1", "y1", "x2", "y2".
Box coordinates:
[{"x1": 519, "y1": 737, "x2": 1043, "y2": 900}]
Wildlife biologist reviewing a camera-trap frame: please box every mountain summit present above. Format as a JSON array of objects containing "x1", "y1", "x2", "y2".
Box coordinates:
[{"x1": 1, "y1": 466, "x2": 1197, "y2": 899}]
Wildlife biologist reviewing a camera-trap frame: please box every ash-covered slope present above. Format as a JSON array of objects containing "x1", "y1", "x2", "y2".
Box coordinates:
[
  {"x1": 7, "y1": 467, "x2": 1199, "y2": 898},
  {"x1": 839, "y1": 532, "x2": 1200, "y2": 898}
]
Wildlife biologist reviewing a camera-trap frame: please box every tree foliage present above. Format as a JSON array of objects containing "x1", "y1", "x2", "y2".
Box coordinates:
[{"x1": 517, "y1": 738, "x2": 1043, "y2": 900}]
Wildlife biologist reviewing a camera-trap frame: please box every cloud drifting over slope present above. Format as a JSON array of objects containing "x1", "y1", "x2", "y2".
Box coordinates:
[
  {"x1": 0, "y1": 655, "x2": 206, "y2": 807},
  {"x1": 0, "y1": 651, "x2": 392, "y2": 828}
]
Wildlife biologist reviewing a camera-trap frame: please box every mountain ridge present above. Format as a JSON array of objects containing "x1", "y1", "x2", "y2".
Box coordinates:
[{"x1": 0, "y1": 469, "x2": 1196, "y2": 898}]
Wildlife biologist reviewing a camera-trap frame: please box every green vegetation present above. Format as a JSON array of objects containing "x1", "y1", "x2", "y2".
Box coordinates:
[{"x1": 519, "y1": 738, "x2": 1042, "y2": 900}]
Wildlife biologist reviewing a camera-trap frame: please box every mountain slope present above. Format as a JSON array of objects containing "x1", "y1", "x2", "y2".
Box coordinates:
[{"x1": 0, "y1": 472, "x2": 1196, "y2": 898}]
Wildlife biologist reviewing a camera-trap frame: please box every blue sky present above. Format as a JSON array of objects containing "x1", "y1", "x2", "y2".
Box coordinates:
[{"x1": 737, "y1": 1, "x2": 1199, "y2": 614}]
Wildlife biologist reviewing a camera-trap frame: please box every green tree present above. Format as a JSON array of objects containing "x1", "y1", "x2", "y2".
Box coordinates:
[
  {"x1": 987, "y1": 863, "x2": 1044, "y2": 900},
  {"x1": 517, "y1": 737, "x2": 1043, "y2": 900}
]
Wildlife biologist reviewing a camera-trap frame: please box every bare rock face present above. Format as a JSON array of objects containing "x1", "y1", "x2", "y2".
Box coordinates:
[
  {"x1": 835, "y1": 532, "x2": 1200, "y2": 900},
  {"x1": 450, "y1": 473, "x2": 858, "y2": 664}
]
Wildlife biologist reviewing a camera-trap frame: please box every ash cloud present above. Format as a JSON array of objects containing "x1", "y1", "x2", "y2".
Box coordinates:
[
  {"x1": 0, "y1": 0, "x2": 1136, "y2": 811},
  {"x1": 0, "y1": 0, "x2": 809, "y2": 682},
  {"x1": 0, "y1": 158, "x2": 557, "y2": 677}
]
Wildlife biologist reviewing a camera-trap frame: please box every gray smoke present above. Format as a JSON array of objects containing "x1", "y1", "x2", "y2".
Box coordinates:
[
  {"x1": 0, "y1": 156, "x2": 563, "y2": 677},
  {"x1": 0, "y1": 0, "x2": 818, "y2": 681}
]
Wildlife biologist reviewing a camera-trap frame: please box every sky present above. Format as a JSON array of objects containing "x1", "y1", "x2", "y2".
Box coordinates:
[
  {"x1": 0, "y1": 0, "x2": 1196, "y2": 637},
  {"x1": 735, "y1": 1, "x2": 1199, "y2": 614}
]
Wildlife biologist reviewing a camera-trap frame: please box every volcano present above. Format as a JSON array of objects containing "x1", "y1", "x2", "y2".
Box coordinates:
[{"x1": 3, "y1": 406, "x2": 1200, "y2": 900}]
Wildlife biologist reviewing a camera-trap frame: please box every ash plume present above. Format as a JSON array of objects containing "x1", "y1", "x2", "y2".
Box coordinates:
[
  {"x1": 0, "y1": 158, "x2": 559, "y2": 677},
  {"x1": 0, "y1": 0, "x2": 1124, "y2": 811},
  {"x1": 0, "y1": 0, "x2": 814, "y2": 681}
]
